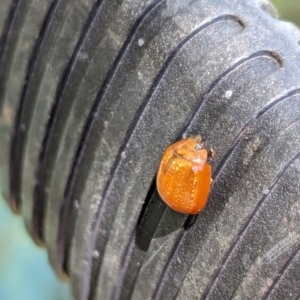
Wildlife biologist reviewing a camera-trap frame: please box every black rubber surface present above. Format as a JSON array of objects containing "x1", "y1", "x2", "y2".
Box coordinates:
[{"x1": 1, "y1": 0, "x2": 300, "y2": 299}]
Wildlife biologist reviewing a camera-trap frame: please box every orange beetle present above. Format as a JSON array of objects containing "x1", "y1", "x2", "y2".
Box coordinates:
[{"x1": 156, "y1": 136, "x2": 213, "y2": 214}]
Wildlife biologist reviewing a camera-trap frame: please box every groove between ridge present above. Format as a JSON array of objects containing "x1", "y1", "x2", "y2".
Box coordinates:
[
  {"x1": 262, "y1": 240, "x2": 300, "y2": 299},
  {"x1": 179, "y1": 50, "x2": 282, "y2": 137},
  {"x1": 201, "y1": 139, "x2": 300, "y2": 299},
  {"x1": 0, "y1": 0, "x2": 21, "y2": 110},
  {"x1": 213, "y1": 89, "x2": 300, "y2": 179},
  {"x1": 31, "y1": 0, "x2": 105, "y2": 242},
  {"x1": 38, "y1": 0, "x2": 105, "y2": 163},
  {"x1": 62, "y1": 0, "x2": 164, "y2": 207},
  {"x1": 9, "y1": 0, "x2": 59, "y2": 210},
  {"x1": 59, "y1": 0, "x2": 165, "y2": 274}
]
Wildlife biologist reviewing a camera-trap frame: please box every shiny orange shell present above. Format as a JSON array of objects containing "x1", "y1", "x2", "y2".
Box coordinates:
[{"x1": 156, "y1": 136, "x2": 212, "y2": 214}]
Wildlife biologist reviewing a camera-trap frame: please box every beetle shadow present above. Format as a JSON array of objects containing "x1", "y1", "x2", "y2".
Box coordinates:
[{"x1": 135, "y1": 188, "x2": 195, "y2": 252}]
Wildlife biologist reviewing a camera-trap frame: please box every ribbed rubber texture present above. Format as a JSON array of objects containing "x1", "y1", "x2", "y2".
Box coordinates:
[{"x1": 1, "y1": 0, "x2": 300, "y2": 299}]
